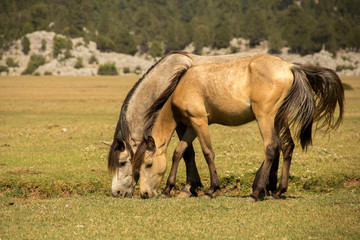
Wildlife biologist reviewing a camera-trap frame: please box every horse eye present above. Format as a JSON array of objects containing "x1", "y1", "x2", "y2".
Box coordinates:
[
  {"x1": 145, "y1": 163, "x2": 152, "y2": 169},
  {"x1": 118, "y1": 161, "x2": 126, "y2": 167}
]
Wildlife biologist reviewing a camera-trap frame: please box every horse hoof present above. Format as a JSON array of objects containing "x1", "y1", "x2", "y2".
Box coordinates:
[
  {"x1": 178, "y1": 190, "x2": 192, "y2": 198},
  {"x1": 202, "y1": 191, "x2": 216, "y2": 199},
  {"x1": 160, "y1": 193, "x2": 171, "y2": 198},
  {"x1": 269, "y1": 194, "x2": 280, "y2": 200},
  {"x1": 246, "y1": 196, "x2": 257, "y2": 202},
  {"x1": 190, "y1": 191, "x2": 198, "y2": 197},
  {"x1": 202, "y1": 194, "x2": 213, "y2": 199}
]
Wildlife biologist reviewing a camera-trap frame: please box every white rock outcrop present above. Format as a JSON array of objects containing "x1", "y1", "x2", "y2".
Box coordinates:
[
  {"x1": 0, "y1": 31, "x2": 154, "y2": 76},
  {"x1": 1, "y1": 32, "x2": 360, "y2": 76}
]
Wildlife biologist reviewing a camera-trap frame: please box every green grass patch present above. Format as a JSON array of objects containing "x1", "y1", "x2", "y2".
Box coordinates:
[{"x1": 1, "y1": 190, "x2": 359, "y2": 239}]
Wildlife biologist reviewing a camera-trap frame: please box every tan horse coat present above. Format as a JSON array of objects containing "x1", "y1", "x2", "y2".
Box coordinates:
[{"x1": 133, "y1": 54, "x2": 344, "y2": 199}]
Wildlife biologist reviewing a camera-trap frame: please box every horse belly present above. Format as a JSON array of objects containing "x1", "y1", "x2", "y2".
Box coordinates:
[{"x1": 208, "y1": 99, "x2": 255, "y2": 126}]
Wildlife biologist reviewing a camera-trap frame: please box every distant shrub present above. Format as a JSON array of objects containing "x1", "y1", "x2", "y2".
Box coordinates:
[
  {"x1": 22, "y1": 21, "x2": 34, "y2": 34},
  {"x1": 44, "y1": 71, "x2": 52, "y2": 75},
  {"x1": 230, "y1": 46, "x2": 238, "y2": 54},
  {"x1": 0, "y1": 65, "x2": 9, "y2": 73},
  {"x1": 0, "y1": 36, "x2": 3, "y2": 50},
  {"x1": 268, "y1": 31, "x2": 283, "y2": 54},
  {"x1": 53, "y1": 36, "x2": 72, "y2": 57},
  {"x1": 148, "y1": 41, "x2": 163, "y2": 59},
  {"x1": 53, "y1": 36, "x2": 67, "y2": 57},
  {"x1": 75, "y1": 42, "x2": 83, "y2": 47},
  {"x1": 96, "y1": 35, "x2": 116, "y2": 52},
  {"x1": 89, "y1": 55, "x2": 98, "y2": 64},
  {"x1": 6, "y1": 57, "x2": 19, "y2": 68},
  {"x1": 74, "y1": 57, "x2": 83, "y2": 69},
  {"x1": 64, "y1": 50, "x2": 72, "y2": 59},
  {"x1": 40, "y1": 39, "x2": 46, "y2": 51},
  {"x1": 22, "y1": 54, "x2": 46, "y2": 75},
  {"x1": 342, "y1": 83, "x2": 353, "y2": 90},
  {"x1": 123, "y1": 67, "x2": 130, "y2": 74},
  {"x1": 98, "y1": 62, "x2": 118, "y2": 75},
  {"x1": 134, "y1": 65, "x2": 142, "y2": 75},
  {"x1": 336, "y1": 64, "x2": 355, "y2": 72},
  {"x1": 21, "y1": 36, "x2": 30, "y2": 55}
]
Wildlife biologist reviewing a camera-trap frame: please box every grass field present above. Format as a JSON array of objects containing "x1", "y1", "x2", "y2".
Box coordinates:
[{"x1": 1, "y1": 75, "x2": 359, "y2": 239}]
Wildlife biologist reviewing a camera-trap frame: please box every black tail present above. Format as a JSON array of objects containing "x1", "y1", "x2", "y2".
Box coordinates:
[{"x1": 275, "y1": 65, "x2": 344, "y2": 150}]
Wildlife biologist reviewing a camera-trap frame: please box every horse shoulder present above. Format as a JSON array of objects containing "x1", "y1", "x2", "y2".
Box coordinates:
[{"x1": 171, "y1": 70, "x2": 207, "y2": 118}]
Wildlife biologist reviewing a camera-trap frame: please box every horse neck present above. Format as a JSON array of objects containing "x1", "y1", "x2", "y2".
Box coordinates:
[
  {"x1": 125, "y1": 54, "x2": 192, "y2": 142},
  {"x1": 151, "y1": 100, "x2": 177, "y2": 155}
]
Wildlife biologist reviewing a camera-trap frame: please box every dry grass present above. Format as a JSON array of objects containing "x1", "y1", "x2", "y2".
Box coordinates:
[{"x1": 0, "y1": 75, "x2": 359, "y2": 239}]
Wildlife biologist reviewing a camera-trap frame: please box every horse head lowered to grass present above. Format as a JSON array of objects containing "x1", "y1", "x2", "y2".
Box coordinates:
[
  {"x1": 132, "y1": 54, "x2": 344, "y2": 200},
  {"x1": 107, "y1": 51, "x2": 261, "y2": 197}
]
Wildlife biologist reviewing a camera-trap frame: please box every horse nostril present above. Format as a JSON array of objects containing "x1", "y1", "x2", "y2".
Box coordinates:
[
  {"x1": 123, "y1": 191, "x2": 133, "y2": 198},
  {"x1": 112, "y1": 191, "x2": 121, "y2": 198}
]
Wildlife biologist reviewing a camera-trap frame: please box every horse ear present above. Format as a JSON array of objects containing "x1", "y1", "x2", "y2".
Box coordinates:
[
  {"x1": 115, "y1": 137, "x2": 126, "y2": 152},
  {"x1": 101, "y1": 140, "x2": 113, "y2": 146},
  {"x1": 145, "y1": 136, "x2": 156, "y2": 151}
]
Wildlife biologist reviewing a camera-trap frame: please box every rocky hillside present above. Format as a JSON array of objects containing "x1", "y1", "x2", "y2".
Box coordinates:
[
  {"x1": 1, "y1": 31, "x2": 360, "y2": 76},
  {"x1": 0, "y1": 31, "x2": 154, "y2": 76}
]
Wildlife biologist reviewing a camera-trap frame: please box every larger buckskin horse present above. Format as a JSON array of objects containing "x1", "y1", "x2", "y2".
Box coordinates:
[
  {"x1": 108, "y1": 51, "x2": 264, "y2": 197},
  {"x1": 132, "y1": 53, "x2": 344, "y2": 200}
]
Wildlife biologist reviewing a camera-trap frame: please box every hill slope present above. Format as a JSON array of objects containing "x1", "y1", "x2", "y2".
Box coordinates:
[{"x1": 1, "y1": 31, "x2": 360, "y2": 76}]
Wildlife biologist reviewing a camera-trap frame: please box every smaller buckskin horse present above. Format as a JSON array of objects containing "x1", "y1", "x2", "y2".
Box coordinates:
[
  {"x1": 132, "y1": 53, "x2": 344, "y2": 200},
  {"x1": 107, "y1": 51, "x2": 260, "y2": 197}
]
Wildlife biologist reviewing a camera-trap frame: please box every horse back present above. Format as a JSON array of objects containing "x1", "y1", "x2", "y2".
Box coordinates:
[{"x1": 171, "y1": 54, "x2": 294, "y2": 126}]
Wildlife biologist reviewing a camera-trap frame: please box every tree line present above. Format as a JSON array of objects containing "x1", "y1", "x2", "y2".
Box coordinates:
[{"x1": 1, "y1": 0, "x2": 359, "y2": 56}]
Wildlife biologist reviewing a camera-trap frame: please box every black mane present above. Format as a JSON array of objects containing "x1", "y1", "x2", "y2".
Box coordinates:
[{"x1": 132, "y1": 66, "x2": 190, "y2": 172}]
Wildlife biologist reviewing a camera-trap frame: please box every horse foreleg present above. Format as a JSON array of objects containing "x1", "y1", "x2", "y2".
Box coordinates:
[
  {"x1": 162, "y1": 127, "x2": 197, "y2": 197},
  {"x1": 181, "y1": 143, "x2": 202, "y2": 197},
  {"x1": 190, "y1": 118, "x2": 220, "y2": 198},
  {"x1": 273, "y1": 127, "x2": 294, "y2": 198}
]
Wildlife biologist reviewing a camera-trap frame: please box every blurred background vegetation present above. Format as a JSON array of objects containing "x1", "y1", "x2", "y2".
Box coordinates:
[{"x1": 0, "y1": 0, "x2": 359, "y2": 56}]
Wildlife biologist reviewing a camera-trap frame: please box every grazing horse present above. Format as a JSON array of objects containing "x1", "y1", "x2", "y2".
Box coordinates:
[
  {"x1": 132, "y1": 54, "x2": 344, "y2": 200},
  {"x1": 107, "y1": 51, "x2": 260, "y2": 197}
]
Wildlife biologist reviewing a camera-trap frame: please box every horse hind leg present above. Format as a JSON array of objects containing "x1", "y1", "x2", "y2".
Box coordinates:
[
  {"x1": 273, "y1": 127, "x2": 294, "y2": 199},
  {"x1": 252, "y1": 154, "x2": 279, "y2": 197},
  {"x1": 161, "y1": 126, "x2": 198, "y2": 197},
  {"x1": 267, "y1": 152, "x2": 280, "y2": 193},
  {"x1": 251, "y1": 114, "x2": 280, "y2": 201}
]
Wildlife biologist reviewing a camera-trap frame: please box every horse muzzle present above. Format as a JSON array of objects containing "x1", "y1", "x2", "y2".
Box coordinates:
[
  {"x1": 112, "y1": 190, "x2": 133, "y2": 198},
  {"x1": 140, "y1": 190, "x2": 157, "y2": 199}
]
